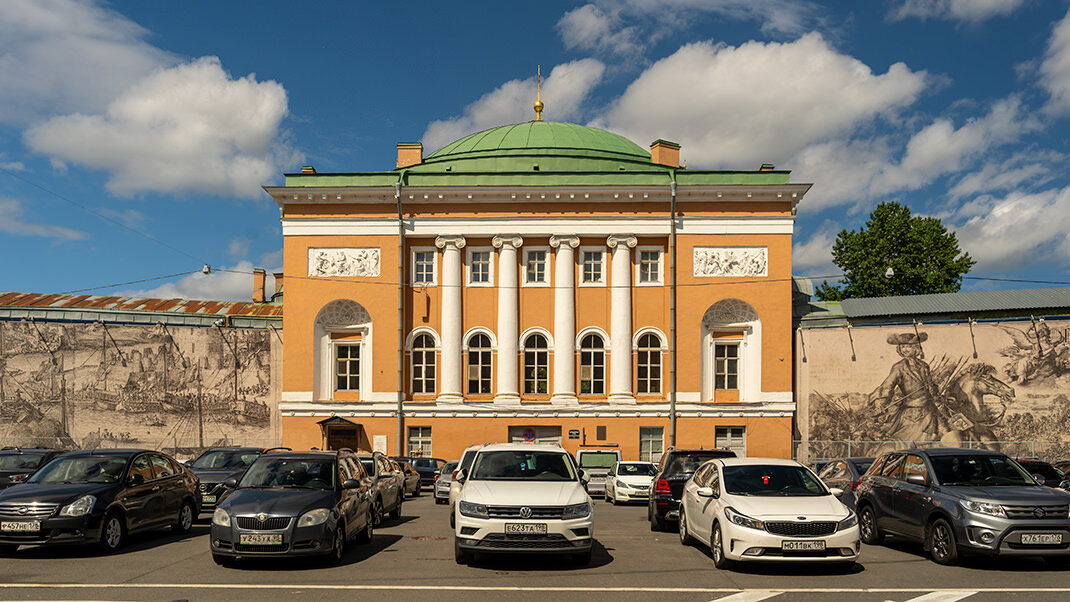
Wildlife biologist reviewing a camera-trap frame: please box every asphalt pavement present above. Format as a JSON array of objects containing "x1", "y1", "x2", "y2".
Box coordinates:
[{"x1": 1, "y1": 491, "x2": 1069, "y2": 601}]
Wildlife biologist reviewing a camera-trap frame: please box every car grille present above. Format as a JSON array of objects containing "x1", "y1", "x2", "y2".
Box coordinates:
[
  {"x1": 0, "y1": 502, "x2": 58, "y2": 518},
  {"x1": 477, "y1": 533, "x2": 574, "y2": 549},
  {"x1": 1003, "y1": 505, "x2": 1070, "y2": 520},
  {"x1": 765, "y1": 521, "x2": 838, "y2": 537},
  {"x1": 199, "y1": 482, "x2": 218, "y2": 493},
  {"x1": 235, "y1": 543, "x2": 290, "y2": 553},
  {"x1": 485, "y1": 506, "x2": 565, "y2": 519},
  {"x1": 235, "y1": 516, "x2": 291, "y2": 530}
]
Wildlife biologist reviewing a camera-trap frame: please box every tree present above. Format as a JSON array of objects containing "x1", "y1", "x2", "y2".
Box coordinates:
[{"x1": 815, "y1": 202, "x2": 975, "y2": 301}]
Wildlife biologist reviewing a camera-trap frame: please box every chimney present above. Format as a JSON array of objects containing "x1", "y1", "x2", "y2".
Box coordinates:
[
  {"x1": 301, "y1": 165, "x2": 316, "y2": 174},
  {"x1": 396, "y1": 143, "x2": 423, "y2": 169},
  {"x1": 760, "y1": 163, "x2": 775, "y2": 171},
  {"x1": 650, "y1": 139, "x2": 681, "y2": 168},
  {"x1": 272, "y1": 271, "x2": 284, "y2": 297},
  {"x1": 252, "y1": 268, "x2": 266, "y2": 303}
]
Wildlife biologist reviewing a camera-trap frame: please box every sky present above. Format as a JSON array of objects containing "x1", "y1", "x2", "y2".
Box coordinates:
[{"x1": 2, "y1": 0, "x2": 1070, "y2": 301}]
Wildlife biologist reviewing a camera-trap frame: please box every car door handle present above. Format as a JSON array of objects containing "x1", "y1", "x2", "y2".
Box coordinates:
[{"x1": 151, "y1": 486, "x2": 161, "y2": 492}]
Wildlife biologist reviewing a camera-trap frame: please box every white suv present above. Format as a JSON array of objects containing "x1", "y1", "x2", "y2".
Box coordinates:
[{"x1": 453, "y1": 443, "x2": 594, "y2": 565}]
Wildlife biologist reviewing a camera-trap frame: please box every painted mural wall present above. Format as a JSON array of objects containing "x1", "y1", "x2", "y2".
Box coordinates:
[
  {"x1": 796, "y1": 319, "x2": 1070, "y2": 459},
  {"x1": 0, "y1": 320, "x2": 281, "y2": 455}
]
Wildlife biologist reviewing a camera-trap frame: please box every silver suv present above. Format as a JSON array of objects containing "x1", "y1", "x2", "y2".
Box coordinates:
[{"x1": 855, "y1": 448, "x2": 1070, "y2": 566}]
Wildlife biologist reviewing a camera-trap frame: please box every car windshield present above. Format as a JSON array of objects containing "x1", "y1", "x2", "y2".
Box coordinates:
[
  {"x1": 441, "y1": 462, "x2": 458, "y2": 475},
  {"x1": 412, "y1": 458, "x2": 437, "y2": 469},
  {"x1": 0, "y1": 453, "x2": 49, "y2": 471},
  {"x1": 578, "y1": 453, "x2": 618, "y2": 469},
  {"x1": 723, "y1": 464, "x2": 829, "y2": 496},
  {"x1": 239, "y1": 459, "x2": 335, "y2": 490},
  {"x1": 1020, "y1": 462, "x2": 1063, "y2": 480},
  {"x1": 932, "y1": 454, "x2": 1035, "y2": 486},
  {"x1": 28, "y1": 456, "x2": 126, "y2": 484},
  {"x1": 191, "y1": 450, "x2": 259, "y2": 470},
  {"x1": 470, "y1": 450, "x2": 577, "y2": 481},
  {"x1": 618, "y1": 463, "x2": 657, "y2": 476},
  {"x1": 666, "y1": 453, "x2": 730, "y2": 476},
  {"x1": 850, "y1": 459, "x2": 875, "y2": 474}
]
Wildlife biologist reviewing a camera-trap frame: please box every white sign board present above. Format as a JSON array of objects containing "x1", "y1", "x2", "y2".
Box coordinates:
[{"x1": 373, "y1": 435, "x2": 388, "y2": 454}]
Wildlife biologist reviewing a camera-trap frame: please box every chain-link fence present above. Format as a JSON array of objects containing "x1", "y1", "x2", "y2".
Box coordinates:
[
  {"x1": 0, "y1": 436, "x2": 280, "y2": 462},
  {"x1": 794, "y1": 440, "x2": 1070, "y2": 465}
]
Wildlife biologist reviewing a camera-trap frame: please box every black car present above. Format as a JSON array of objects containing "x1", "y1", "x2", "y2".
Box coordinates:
[
  {"x1": 187, "y1": 447, "x2": 273, "y2": 515},
  {"x1": 1016, "y1": 459, "x2": 1070, "y2": 489},
  {"x1": 0, "y1": 449, "x2": 200, "y2": 554},
  {"x1": 395, "y1": 461, "x2": 421, "y2": 498},
  {"x1": 210, "y1": 449, "x2": 374, "y2": 565},
  {"x1": 356, "y1": 452, "x2": 403, "y2": 528},
  {"x1": 648, "y1": 448, "x2": 736, "y2": 531},
  {"x1": 818, "y1": 457, "x2": 876, "y2": 509},
  {"x1": 392, "y1": 457, "x2": 446, "y2": 487},
  {"x1": 0, "y1": 448, "x2": 67, "y2": 489}
]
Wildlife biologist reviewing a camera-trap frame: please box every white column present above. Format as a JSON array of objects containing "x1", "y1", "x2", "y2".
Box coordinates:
[
  {"x1": 607, "y1": 234, "x2": 637, "y2": 403},
  {"x1": 435, "y1": 235, "x2": 465, "y2": 402},
  {"x1": 549, "y1": 235, "x2": 580, "y2": 404},
  {"x1": 492, "y1": 234, "x2": 523, "y2": 404}
]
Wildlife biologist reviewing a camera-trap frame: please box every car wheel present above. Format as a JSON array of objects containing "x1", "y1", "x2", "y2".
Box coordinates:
[
  {"x1": 356, "y1": 517, "x2": 373, "y2": 544},
  {"x1": 858, "y1": 505, "x2": 884, "y2": 545},
  {"x1": 454, "y1": 537, "x2": 470, "y2": 565},
  {"x1": 413, "y1": 484, "x2": 420, "y2": 497},
  {"x1": 212, "y1": 553, "x2": 234, "y2": 566},
  {"x1": 650, "y1": 507, "x2": 666, "y2": 532},
  {"x1": 99, "y1": 512, "x2": 125, "y2": 553},
  {"x1": 172, "y1": 501, "x2": 194, "y2": 534},
  {"x1": 574, "y1": 548, "x2": 593, "y2": 565},
  {"x1": 678, "y1": 507, "x2": 693, "y2": 546},
  {"x1": 326, "y1": 526, "x2": 345, "y2": 565},
  {"x1": 928, "y1": 518, "x2": 959, "y2": 566},
  {"x1": 450, "y1": 506, "x2": 456, "y2": 529},
  {"x1": 435, "y1": 498, "x2": 446, "y2": 505},
  {"x1": 711, "y1": 522, "x2": 732, "y2": 570},
  {"x1": 612, "y1": 493, "x2": 620, "y2": 506},
  {"x1": 371, "y1": 499, "x2": 383, "y2": 528},
  {"x1": 389, "y1": 497, "x2": 402, "y2": 520}
]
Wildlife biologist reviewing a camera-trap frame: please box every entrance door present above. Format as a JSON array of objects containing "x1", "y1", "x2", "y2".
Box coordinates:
[
  {"x1": 326, "y1": 426, "x2": 360, "y2": 451},
  {"x1": 508, "y1": 426, "x2": 562, "y2": 444}
]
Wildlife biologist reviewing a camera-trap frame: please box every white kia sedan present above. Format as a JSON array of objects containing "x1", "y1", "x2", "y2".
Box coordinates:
[
  {"x1": 678, "y1": 457, "x2": 860, "y2": 568},
  {"x1": 604, "y1": 461, "x2": 657, "y2": 504}
]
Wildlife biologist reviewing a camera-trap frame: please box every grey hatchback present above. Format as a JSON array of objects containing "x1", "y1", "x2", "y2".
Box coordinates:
[{"x1": 855, "y1": 448, "x2": 1070, "y2": 566}]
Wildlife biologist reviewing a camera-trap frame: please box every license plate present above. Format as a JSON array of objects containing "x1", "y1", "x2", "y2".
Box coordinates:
[
  {"x1": 1, "y1": 521, "x2": 40, "y2": 532},
  {"x1": 782, "y1": 540, "x2": 825, "y2": 551},
  {"x1": 1021, "y1": 533, "x2": 1063, "y2": 545},
  {"x1": 202, "y1": 495, "x2": 217, "y2": 504},
  {"x1": 505, "y1": 523, "x2": 547, "y2": 534},
  {"x1": 239, "y1": 533, "x2": 283, "y2": 545}
]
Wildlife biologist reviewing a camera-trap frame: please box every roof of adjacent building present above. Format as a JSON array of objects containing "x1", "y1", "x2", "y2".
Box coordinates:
[{"x1": 0, "y1": 291, "x2": 282, "y2": 328}]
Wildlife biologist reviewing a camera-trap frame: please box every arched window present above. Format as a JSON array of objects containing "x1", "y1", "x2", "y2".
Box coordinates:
[
  {"x1": 523, "y1": 334, "x2": 549, "y2": 394},
  {"x1": 467, "y1": 334, "x2": 493, "y2": 394},
  {"x1": 701, "y1": 298, "x2": 761, "y2": 402},
  {"x1": 411, "y1": 334, "x2": 436, "y2": 394},
  {"x1": 579, "y1": 334, "x2": 605, "y2": 395},
  {"x1": 636, "y1": 333, "x2": 662, "y2": 394}
]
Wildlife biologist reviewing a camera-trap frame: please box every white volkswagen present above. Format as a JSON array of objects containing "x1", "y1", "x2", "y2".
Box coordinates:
[
  {"x1": 453, "y1": 443, "x2": 593, "y2": 565},
  {"x1": 678, "y1": 457, "x2": 860, "y2": 568}
]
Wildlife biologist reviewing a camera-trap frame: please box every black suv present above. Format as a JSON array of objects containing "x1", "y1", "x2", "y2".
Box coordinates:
[
  {"x1": 210, "y1": 449, "x2": 374, "y2": 565},
  {"x1": 0, "y1": 449, "x2": 199, "y2": 554},
  {"x1": 648, "y1": 448, "x2": 736, "y2": 531},
  {"x1": 0, "y1": 448, "x2": 67, "y2": 489},
  {"x1": 187, "y1": 447, "x2": 274, "y2": 515},
  {"x1": 856, "y1": 448, "x2": 1070, "y2": 565}
]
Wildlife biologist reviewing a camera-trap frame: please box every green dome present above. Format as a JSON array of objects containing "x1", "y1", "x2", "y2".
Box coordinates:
[{"x1": 425, "y1": 121, "x2": 650, "y2": 162}]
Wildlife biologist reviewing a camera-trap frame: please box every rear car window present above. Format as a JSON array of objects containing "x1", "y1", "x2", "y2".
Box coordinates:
[
  {"x1": 1020, "y1": 462, "x2": 1062, "y2": 480},
  {"x1": 850, "y1": 459, "x2": 875, "y2": 475},
  {"x1": 578, "y1": 452, "x2": 619, "y2": 468},
  {"x1": 665, "y1": 452, "x2": 734, "y2": 475}
]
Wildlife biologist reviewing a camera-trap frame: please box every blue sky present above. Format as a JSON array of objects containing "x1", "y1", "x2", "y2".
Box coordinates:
[{"x1": 2, "y1": 0, "x2": 1069, "y2": 300}]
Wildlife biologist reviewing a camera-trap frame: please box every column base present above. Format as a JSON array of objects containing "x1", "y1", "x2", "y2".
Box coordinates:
[
  {"x1": 493, "y1": 393, "x2": 521, "y2": 405},
  {"x1": 607, "y1": 393, "x2": 637, "y2": 404},
  {"x1": 436, "y1": 393, "x2": 464, "y2": 404},
  {"x1": 550, "y1": 394, "x2": 579, "y2": 406}
]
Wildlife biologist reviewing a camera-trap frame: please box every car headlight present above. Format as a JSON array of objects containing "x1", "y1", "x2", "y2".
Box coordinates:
[
  {"x1": 563, "y1": 502, "x2": 591, "y2": 519},
  {"x1": 724, "y1": 506, "x2": 764, "y2": 530},
  {"x1": 615, "y1": 479, "x2": 626, "y2": 489},
  {"x1": 297, "y1": 508, "x2": 330, "y2": 527},
  {"x1": 212, "y1": 507, "x2": 231, "y2": 527},
  {"x1": 59, "y1": 495, "x2": 95, "y2": 517},
  {"x1": 458, "y1": 501, "x2": 488, "y2": 518},
  {"x1": 838, "y1": 510, "x2": 858, "y2": 531},
  {"x1": 960, "y1": 500, "x2": 1006, "y2": 518}
]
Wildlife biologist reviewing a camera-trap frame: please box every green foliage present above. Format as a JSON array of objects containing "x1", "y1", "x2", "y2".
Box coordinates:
[{"x1": 816, "y1": 202, "x2": 975, "y2": 301}]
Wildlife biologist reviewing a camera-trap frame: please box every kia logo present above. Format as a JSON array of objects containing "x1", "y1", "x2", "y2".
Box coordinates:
[
  {"x1": 797, "y1": 516, "x2": 806, "y2": 520},
  {"x1": 1034, "y1": 507, "x2": 1046, "y2": 519},
  {"x1": 519, "y1": 507, "x2": 532, "y2": 519}
]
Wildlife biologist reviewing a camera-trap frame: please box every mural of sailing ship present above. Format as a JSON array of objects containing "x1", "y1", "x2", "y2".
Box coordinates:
[{"x1": 0, "y1": 320, "x2": 277, "y2": 453}]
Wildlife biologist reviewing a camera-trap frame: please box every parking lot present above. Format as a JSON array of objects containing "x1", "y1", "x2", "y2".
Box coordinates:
[{"x1": 2, "y1": 493, "x2": 1069, "y2": 601}]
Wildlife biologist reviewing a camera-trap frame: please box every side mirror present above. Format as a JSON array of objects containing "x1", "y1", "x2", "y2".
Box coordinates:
[
  {"x1": 222, "y1": 477, "x2": 238, "y2": 489},
  {"x1": 342, "y1": 479, "x2": 361, "y2": 490},
  {"x1": 904, "y1": 473, "x2": 927, "y2": 487},
  {"x1": 128, "y1": 473, "x2": 145, "y2": 486},
  {"x1": 696, "y1": 487, "x2": 715, "y2": 498},
  {"x1": 579, "y1": 469, "x2": 589, "y2": 482},
  {"x1": 455, "y1": 469, "x2": 467, "y2": 483},
  {"x1": 1032, "y1": 474, "x2": 1047, "y2": 485},
  {"x1": 1059, "y1": 480, "x2": 1070, "y2": 491},
  {"x1": 829, "y1": 487, "x2": 845, "y2": 497},
  {"x1": 184, "y1": 460, "x2": 193, "y2": 467}
]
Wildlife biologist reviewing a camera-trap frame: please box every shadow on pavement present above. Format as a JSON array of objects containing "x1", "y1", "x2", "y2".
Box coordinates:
[
  {"x1": 224, "y1": 533, "x2": 403, "y2": 570},
  {"x1": 466, "y1": 539, "x2": 613, "y2": 571},
  {"x1": 6, "y1": 525, "x2": 210, "y2": 559},
  {"x1": 880, "y1": 536, "x2": 1065, "y2": 571}
]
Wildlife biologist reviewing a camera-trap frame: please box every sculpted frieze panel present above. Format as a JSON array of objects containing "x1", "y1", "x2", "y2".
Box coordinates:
[
  {"x1": 307, "y1": 247, "x2": 380, "y2": 278},
  {"x1": 693, "y1": 247, "x2": 768, "y2": 277}
]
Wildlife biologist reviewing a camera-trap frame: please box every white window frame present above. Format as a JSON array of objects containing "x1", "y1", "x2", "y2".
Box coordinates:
[
  {"x1": 713, "y1": 341, "x2": 740, "y2": 392},
  {"x1": 700, "y1": 299, "x2": 761, "y2": 403},
  {"x1": 578, "y1": 247, "x2": 607, "y2": 287},
  {"x1": 407, "y1": 328, "x2": 439, "y2": 396},
  {"x1": 464, "y1": 327, "x2": 496, "y2": 395},
  {"x1": 523, "y1": 247, "x2": 550, "y2": 287},
  {"x1": 715, "y1": 426, "x2": 746, "y2": 457},
  {"x1": 633, "y1": 328, "x2": 666, "y2": 395},
  {"x1": 635, "y1": 246, "x2": 664, "y2": 286},
  {"x1": 465, "y1": 246, "x2": 494, "y2": 287},
  {"x1": 578, "y1": 330, "x2": 607, "y2": 396},
  {"x1": 639, "y1": 426, "x2": 664, "y2": 464},
  {"x1": 407, "y1": 425, "x2": 432, "y2": 457},
  {"x1": 411, "y1": 247, "x2": 438, "y2": 286},
  {"x1": 333, "y1": 342, "x2": 362, "y2": 392}
]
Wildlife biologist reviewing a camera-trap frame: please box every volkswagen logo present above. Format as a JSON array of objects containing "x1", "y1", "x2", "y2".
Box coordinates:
[
  {"x1": 519, "y1": 507, "x2": 532, "y2": 519},
  {"x1": 1034, "y1": 507, "x2": 1046, "y2": 519},
  {"x1": 17, "y1": 506, "x2": 28, "y2": 516},
  {"x1": 257, "y1": 513, "x2": 268, "y2": 523}
]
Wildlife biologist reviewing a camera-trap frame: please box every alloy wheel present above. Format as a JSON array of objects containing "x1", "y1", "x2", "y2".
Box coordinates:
[
  {"x1": 104, "y1": 516, "x2": 122, "y2": 550},
  {"x1": 180, "y1": 504, "x2": 193, "y2": 531},
  {"x1": 713, "y1": 526, "x2": 723, "y2": 562},
  {"x1": 932, "y1": 524, "x2": 950, "y2": 559},
  {"x1": 333, "y1": 528, "x2": 345, "y2": 563},
  {"x1": 860, "y1": 511, "x2": 872, "y2": 539}
]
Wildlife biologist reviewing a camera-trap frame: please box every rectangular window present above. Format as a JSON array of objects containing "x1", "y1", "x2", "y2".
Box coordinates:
[
  {"x1": 639, "y1": 427, "x2": 664, "y2": 463},
  {"x1": 714, "y1": 343, "x2": 739, "y2": 391},
  {"x1": 715, "y1": 426, "x2": 746, "y2": 456},
  {"x1": 638, "y1": 249, "x2": 662, "y2": 284},
  {"x1": 413, "y1": 250, "x2": 435, "y2": 284},
  {"x1": 335, "y1": 344, "x2": 360, "y2": 391},
  {"x1": 596, "y1": 425, "x2": 607, "y2": 441},
  {"x1": 469, "y1": 249, "x2": 491, "y2": 284},
  {"x1": 525, "y1": 249, "x2": 548, "y2": 284},
  {"x1": 581, "y1": 250, "x2": 604, "y2": 284},
  {"x1": 408, "y1": 426, "x2": 432, "y2": 457}
]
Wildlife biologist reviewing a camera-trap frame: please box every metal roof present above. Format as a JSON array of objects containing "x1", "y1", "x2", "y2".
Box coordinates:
[
  {"x1": 839, "y1": 287, "x2": 1070, "y2": 318},
  {"x1": 426, "y1": 121, "x2": 650, "y2": 160},
  {"x1": 0, "y1": 291, "x2": 281, "y2": 328}
]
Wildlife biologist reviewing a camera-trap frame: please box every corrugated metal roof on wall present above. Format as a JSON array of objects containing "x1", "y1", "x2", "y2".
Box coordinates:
[
  {"x1": 0, "y1": 291, "x2": 283, "y2": 318},
  {"x1": 840, "y1": 287, "x2": 1070, "y2": 318}
]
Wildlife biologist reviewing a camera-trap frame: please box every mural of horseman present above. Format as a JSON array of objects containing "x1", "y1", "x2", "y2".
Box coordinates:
[{"x1": 870, "y1": 333, "x2": 943, "y2": 444}]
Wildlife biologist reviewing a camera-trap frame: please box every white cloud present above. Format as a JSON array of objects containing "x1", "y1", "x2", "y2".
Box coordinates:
[
  {"x1": 0, "y1": 0, "x2": 174, "y2": 125},
  {"x1": 792, "y1": 227, "x2": 839, "y2": 275},
  {"x1": 951, "y1": 186, "x2": 1070, "y2": 270},
  {"x1": 94, "y1": 207, "x2": 148, "y2": 228},
  {"x1": 227, "y1": 237, "x2": 250, "y2": 258},
  {"x1": 124, "y1": 260, "x2": 279, "y2": 302},
  {"x1": 557, "y1": 4, "x2": 641, "y2": 57},
  {"x1": 421, "y1": 59, "x2": 606, "y2": 152},
  {"x1": 597, "y1": 35, "x2": 928, "y2": 169},
  {"x1": 0, "y1": 197, "x2": 88, "y2": 241},
  {"x1": 24, "y1": 57, "x2": 300, "y2": 198},
  {"x1": 948, "y1": 151, "x2": 1060, "y2": 199},
  {"x1": 0, "y1": 160, "x2": 25, "y2": 171},
  {"x1": 888, "y1": 0, "x2": 1026, "y2": 23},
  {"x1": 1039, "y1": 9, "x2": 1070, "y2": 115}
]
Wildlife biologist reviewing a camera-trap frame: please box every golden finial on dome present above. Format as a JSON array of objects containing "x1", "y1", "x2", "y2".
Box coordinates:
[{"x1": 533, "y1": 65, "x2": 544, "y2": 121}]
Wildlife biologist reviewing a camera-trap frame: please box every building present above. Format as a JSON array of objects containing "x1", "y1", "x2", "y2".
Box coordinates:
[{"x1": 267, "y1": 104, "x2": 810, "y2": 461}]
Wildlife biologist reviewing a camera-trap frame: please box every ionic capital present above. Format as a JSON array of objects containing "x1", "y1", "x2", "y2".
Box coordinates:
[
  {"x1": 435, "y1": 235, "x2": 466, "y2": 250},
  {"x1": 549, "y1": 234, "x2": 581, "y2": 249},
  {"x1": 491, "y1": 234, "x2": 524, "y2": 250},
  {"x1": 606, "y1": 234, "x2": 637, "y2": 249}
]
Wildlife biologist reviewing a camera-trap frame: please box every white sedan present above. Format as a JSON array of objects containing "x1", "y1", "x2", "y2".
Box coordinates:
[
  {"x1": 678, "y1": 457, "x2": 860, "y2": 568},
  {"x1": 604, "y1": 461, "x2": 657, "y2": 504}
]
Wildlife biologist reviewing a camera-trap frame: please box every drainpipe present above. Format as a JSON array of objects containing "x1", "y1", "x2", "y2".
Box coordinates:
[
  {"x1": 669, "y1": 175, "x2": 678, "y2": 449},
  {"x1": 396, "y1": 177, "x2": 406, "y2": 456}
]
